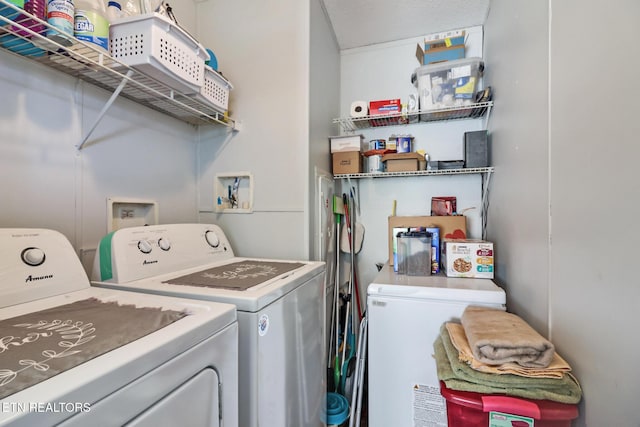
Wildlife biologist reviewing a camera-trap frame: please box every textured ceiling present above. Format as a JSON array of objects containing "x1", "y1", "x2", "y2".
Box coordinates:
[{"x1": 322, "y1": 0, "x2": 491, "y2": 50}]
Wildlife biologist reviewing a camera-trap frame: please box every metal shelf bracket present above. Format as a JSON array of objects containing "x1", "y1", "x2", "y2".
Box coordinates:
[{"x1": 77, "y1": 70, "x2": 134, "y2": 151}]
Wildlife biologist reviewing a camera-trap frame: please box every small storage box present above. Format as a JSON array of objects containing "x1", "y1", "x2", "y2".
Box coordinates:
[
  {"x1": 109, "y1": 13, "x2": 209, "y2": 94},
  {"x1": 414, "y1": 57, "x2": 483, "y2": 114},
  {"x1": 329, "y1": 134, "x2": 365, "y2": 153},
  {"x1": 441, "y1": 239, "x2": 494, "y2": 279},
  {"x1": 193, "y1": 66, "x2": 233, "y2": 113},
  {"x1": 332, "y1": 151, "x2": 361, "y2": 175},
  {"x1": 440, "y1": 382, "x2": 579, "y2": 427},
  {"x1": 382, "y1": 152, "x2": 423, "y2": 172}
]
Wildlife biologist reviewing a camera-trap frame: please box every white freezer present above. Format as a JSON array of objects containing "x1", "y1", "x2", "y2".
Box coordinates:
[{"x1": 367, "y1": 264, "x2": 506, "y2": 427}]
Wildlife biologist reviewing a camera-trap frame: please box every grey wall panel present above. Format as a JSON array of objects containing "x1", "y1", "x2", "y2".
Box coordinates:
[
  {"x1": 549, "y1": 1, "x2": 640, "y2": 424},
  {"x1": 483, "y1": 1, "x2": 550, "y2": 335}
]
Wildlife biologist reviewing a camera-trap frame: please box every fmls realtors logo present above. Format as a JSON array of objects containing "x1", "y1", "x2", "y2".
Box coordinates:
[
  {"x1": 143, "y1": 260, "x2": 158, "y2": 265},
  {"x1": 25, "y1": 274, "x2": 53, "y2": 283}
]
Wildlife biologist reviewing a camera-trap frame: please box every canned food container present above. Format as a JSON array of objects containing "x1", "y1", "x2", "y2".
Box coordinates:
[
  {"x1": 369, "y1": 139, "x2": 386, "y2": 150},
  {"x1": 366, "y1": 155, "x2": 384, "y2": 172},
  {"x1": 389, "y1": 135, "x2": 414, "y2": 153}
]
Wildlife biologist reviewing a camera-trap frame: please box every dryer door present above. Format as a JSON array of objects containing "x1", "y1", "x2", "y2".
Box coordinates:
[{"x1": 126, "y1": 368, "x2": 220, "y2": 427}]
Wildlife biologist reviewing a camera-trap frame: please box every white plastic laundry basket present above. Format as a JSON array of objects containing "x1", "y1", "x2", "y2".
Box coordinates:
[
  {"x1": 109, "y1": 13, "x2": 209, "y2": 94},
  {"x1": 193, "y1": 66, "x2": 233, "y2": 113}
]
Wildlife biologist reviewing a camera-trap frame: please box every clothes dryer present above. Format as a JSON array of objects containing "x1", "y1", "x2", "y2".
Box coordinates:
[{"x1": 92, "y1": 223, "x2": 326, "y2": 427}]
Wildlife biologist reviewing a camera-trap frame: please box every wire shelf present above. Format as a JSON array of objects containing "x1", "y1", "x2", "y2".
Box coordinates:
[
  {"x1": 333, "y1": 101, "x2": 493, "y2": 132},
  {"x1": 0, "y1": 1, "x2": 236, "y2": 128},
  {"x1": 334, "y1": 167, "x2": 494, "y2": 179}
]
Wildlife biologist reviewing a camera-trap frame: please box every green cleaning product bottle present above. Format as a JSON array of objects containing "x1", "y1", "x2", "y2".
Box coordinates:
[{"x1": 74, "y1": 0, "x2": 109, "y2": 52}]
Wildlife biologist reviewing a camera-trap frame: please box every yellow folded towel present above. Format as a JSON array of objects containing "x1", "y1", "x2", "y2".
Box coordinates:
[
  {"x1": 461, "y1": 306, "x2": 555, "y2": 368},
  {"x1": 446, "y1": 322, "x2": 571, "y2": 378}
]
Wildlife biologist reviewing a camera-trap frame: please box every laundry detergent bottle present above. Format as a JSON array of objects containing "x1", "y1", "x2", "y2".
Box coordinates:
[{"x1": 73, "y1": 0, "x2": 109, "y2": 52}]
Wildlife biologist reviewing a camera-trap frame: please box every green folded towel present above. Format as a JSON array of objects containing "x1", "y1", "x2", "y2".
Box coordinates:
[{"x1": 434, "y1": 324, "x2": 582, "y2": 404}]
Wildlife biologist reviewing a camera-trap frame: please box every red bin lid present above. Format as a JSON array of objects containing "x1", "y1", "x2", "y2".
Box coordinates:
[{"x1": 439, "y1": 381, "x2": 579, "y2": 421}]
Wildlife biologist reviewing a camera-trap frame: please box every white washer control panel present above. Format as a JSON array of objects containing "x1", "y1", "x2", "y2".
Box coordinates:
[
  {"x1": 0, "y1": 228, "x2": 90, "y2": 308},
  {"x1": 92, "y1": 224, "x2": 235, "y2": 283}
]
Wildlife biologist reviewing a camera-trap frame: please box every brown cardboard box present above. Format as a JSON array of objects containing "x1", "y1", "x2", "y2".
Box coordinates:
[
  {"x1": 382, "y1": 152, "x2": 424, "y2": 172},
  {"x1": 388, "y1": 215, "x2": 467, "y2": 265},
  {"x1": 332, "y1": 151, "x2": 361, "y2": 175}
]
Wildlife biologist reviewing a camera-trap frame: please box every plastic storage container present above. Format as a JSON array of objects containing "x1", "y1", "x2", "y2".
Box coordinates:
[
  {"x1": 191, "y1": 65, "x2": 233, "y2": 113},
  {"x1": 396, "y1": 231, "x2": 432, "y2": 276},
  {"x1": 74, "y1": 0, "x2": 109, "y2": 52},
  {"x1": 440, "y1": 382, "x2": 579, "y2": 427},
  {"x1": 109, "y1": 12, "x2": 208, "y2": 94},
  {"x1": 414, "y1": 57, "x2": 484, "y2": 115}
]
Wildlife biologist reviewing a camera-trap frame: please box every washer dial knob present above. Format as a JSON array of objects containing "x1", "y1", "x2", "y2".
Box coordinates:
[
  {"x1": 138, "y1": 240, "x2": 153, "y2": 254},
  {"x1": 158, "y1": 238, "x2": 171, "y2": 251},
  {"x1": 21, "y1": 247, "x2": 45, "y2": 266},
  {"x1": 205, "y1": 231, "x2": 220, "y2": 248}
]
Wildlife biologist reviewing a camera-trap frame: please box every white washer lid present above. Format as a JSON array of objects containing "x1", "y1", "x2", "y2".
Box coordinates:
[
  {"x1": 0, "y1": 286, "x2": 236, "y2": 426},
  {"x1": 93, "y1": 257, "x2": 326, "y2": 313}
]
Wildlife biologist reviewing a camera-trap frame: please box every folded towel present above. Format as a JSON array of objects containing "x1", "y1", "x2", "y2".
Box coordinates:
[
  {"x1": 433, "y1": 324, "x2": 582, "y2": 404},
  {"x1": 446, "y1": 322, "x2": 572, "y2": 379},
  {"x1": 461, "y1": 306, "x2": 555, "y2": 368}
]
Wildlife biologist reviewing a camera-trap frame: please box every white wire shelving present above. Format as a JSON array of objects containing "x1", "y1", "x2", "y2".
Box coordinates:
[
  {"x1": 0, "y1": 0, "x2": 237, "y2": 149},
  {"x1": 334, "y1": 166, "x2": 493, "y2": 179},
  {"x1": 333, "y1": 101, "x2": 493, "y2": 133},
  {"x1": 332, "y1": 101, "x2": 495, "y2": 238}
]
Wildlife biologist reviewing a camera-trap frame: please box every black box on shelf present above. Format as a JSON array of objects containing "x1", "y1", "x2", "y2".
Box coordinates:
[{"x1": 464, "y1": 130, "x2": 489, "y2": 168}]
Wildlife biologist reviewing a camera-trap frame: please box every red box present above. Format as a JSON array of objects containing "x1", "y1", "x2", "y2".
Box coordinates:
[
  {"x1": 431, "y1": 196, "x2": 457, "y2": 216},
  {"x1": 369, "y1": 98, "x2": 401, "y2": 115},
  {"x1": 368, "y1": 99, "x2": 402, "y2": 126},
  {"x1": 440, "y1": 382, "x2": 579, "y2": 427}
]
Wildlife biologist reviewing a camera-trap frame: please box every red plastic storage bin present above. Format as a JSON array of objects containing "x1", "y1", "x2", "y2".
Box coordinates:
[{"x1": 440, "y1": 381, "x2": 579, "y2": 427}]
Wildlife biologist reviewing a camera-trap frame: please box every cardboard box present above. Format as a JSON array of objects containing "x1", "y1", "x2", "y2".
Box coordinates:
[
  {"x1": 424, "y1": 29, "x2": 466, "y2": 50},
  {"x1": 382, "y1": 152, "x2": 423, "y2": 172},
  {"x1": 426, "y1": 227, "x2": 440, "y2": 274},
  {"x1": 441, "y1": 239, "x2": 494, "y2": 279},
  {"x1": 388, "y1": 215, "x2": 467, "y2": 265},
  {"x1": 416, "y1": 44, "x2": 465, "y2": 65},
  {"x1": 332, "y1": 151, "x2": 361, "y2": 175},
  {"x1": 329, "y1": 134, "x2": 365, "y2": 153},
  {"x1": 369, "y1": 99, "x2": 401, "y2": 116}
]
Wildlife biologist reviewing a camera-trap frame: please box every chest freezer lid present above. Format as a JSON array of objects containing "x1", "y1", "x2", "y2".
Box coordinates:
[{"x1": 368, "y1": 264, "x2": 505, "y2": 305}]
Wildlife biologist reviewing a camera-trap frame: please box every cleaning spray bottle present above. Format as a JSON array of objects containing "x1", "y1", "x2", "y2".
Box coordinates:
[
  {"x1": 74, "y1": 0, "x2": 109, "y2": 52},
  {"x1": 46, "y1": 0, "x2": 74, "y2": 46}
]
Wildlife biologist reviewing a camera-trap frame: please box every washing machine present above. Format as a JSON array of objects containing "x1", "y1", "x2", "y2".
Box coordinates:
[
  {"x1": 91, "y1": 223, "x2": 327, "y2": 427},
  {"x1": 0, "y1": 228, "x2": 239, "y2": 427}
]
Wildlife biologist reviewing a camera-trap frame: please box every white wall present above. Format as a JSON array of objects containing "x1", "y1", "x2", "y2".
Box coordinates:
[
  {"x1": 485, "y1": 1, "x2": 640, "y2": 424},
  {"x1": 339, "y1": 27, "x2": 488, "y2": 302},
  {"x1": 195, "y1": 0, "x2": 312, "y2": 260},
  {"x1": 0, "y1": 49, "x2": 199, "y2": 273},
  {"x1": 309, "y1": 0, "x2": 340, "y2": 261}
]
